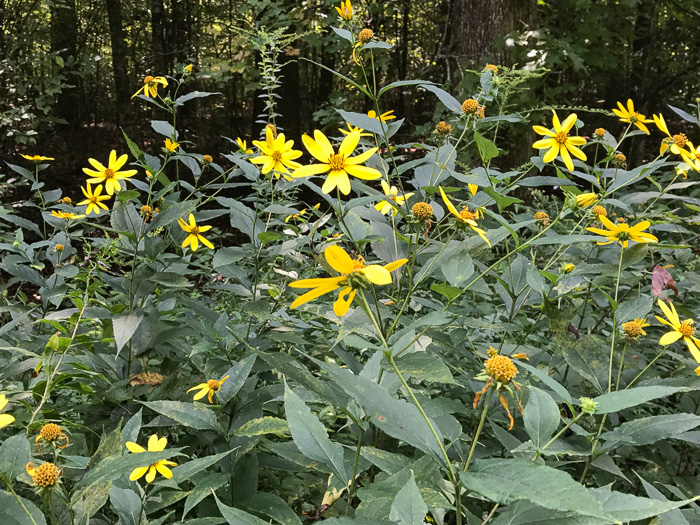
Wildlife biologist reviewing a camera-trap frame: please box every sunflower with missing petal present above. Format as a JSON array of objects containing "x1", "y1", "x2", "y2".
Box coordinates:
[
  {"x1": 680, "y1": 141, "x2": 700, "y2": 172},
  {"x1": 439, "y1": 187, "x2": 491, "y2": 247},
  {"x1": 368, "y1": 110, "x2": 395, "y2": 122},
  {"x1": 132, "y1": 75, "x2": 168, "y2": 99},
  {"x1": 473, "y1": 355, "x2": 523, "y2": 430},
  {"x1": 335, "y1": 0, "x2": 352, "y2": 20},
  {"x1": 375, "y1": 181, "x2": 414, "y2": 215},
  {"x1": 653, "y1": 114, "x2": 688, "y2": 155},
  {"x1": 292, "y1": 130, "x2": 381, "y2": 195},
  {"x1": 289, "y1": 244, "x2": 407, "y2": 317},
  {"x1": 164, "y1": 138, "x2": 179, "y2": 152},
  {"x1": 251, "y1": 126, "x2": 302, "y2": 179},
  {"x1": 26, "y1": 462, "x2": 61, "y2": 487},
  {"x1": 612, "y1": 99, "x2": 653, "y2": 134},
  {"x1": 0, "y1": 395, "x2": 14, "y2": 429},
  {"x1": 656, "y1": 299, "x2": 700, "y2": 375},
  {"x1": 51, "y1": 210, "x2": 85, "y2": 220},
  {"x1": 586, "y1": 215, "x2": 658, "y2": 248},
  {"x1": 83, "y1": 150, "x2": 138, "y2": 195},
  {"x1": 36, "y1": 423, "x2": 69, "y2": 455},
  {"x1": 77, "y1": 183, "x2": 110, "y2": 216},
  {"x1": 178, "y1": 213, "x2": 214, "y2": 251},
  {"x1": 125, "y1": 435, "x2": 177, "y2": 483},
  {"x1": 532, "y1": 110, "x2": 587, "y2": 172},
  {"x1": 21, "y1": 154, "x2": 54, "y2": 162},
  {"x1": 235, "y1": 138, "x2": 253, "y2": 154},
  {"x1": 188, "y1": 375, "x2": 229, "y2": 403}
]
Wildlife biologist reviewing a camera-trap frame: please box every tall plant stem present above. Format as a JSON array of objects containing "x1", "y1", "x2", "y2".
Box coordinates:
[
  {"x1": 463, "y1": 389, "x2": 494, "y2": 473},
  {"x1": 607, "y1": 248, "x2": 624, "y2": 392}
]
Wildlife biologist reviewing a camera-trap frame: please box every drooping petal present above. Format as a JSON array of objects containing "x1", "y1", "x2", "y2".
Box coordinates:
[
  {"x1": 653, "y1": 114, "x2": 669, "y2": 136},
  {"x1": 560, "y1": 113, "x2": 577, "y2": 133},
  {"x1": 129, "y1": 466, "x2": 149, "y2": 481},
  {"x1": 559, "y1": 145, "x2": 574, "y2": 171},
  {"x1": 383, "y1": 259, "x2": 408, "y2": 273},
  {"x1": 361, "y1": 264, "x2": 392, "y2": 285},
  {"x1": 542, "y1": 145, "x2": 559, "y2": 163},
  {"x1": 659, "y1": 331, "x2": 683, "y2": 346},
  {"x1": 685, "y1": 337, "x2": 700, "y2": 363},
  {"x1": 635, "y1": 121, "x2": 650, "y2": 134},
  {"x1": 325, "y1": 244, "x2": 354, "y2": 274},
  {"x1": 290, "y1": 282, "x2": 342, "y2": 309},
  {"x1": 338, "y1": 131, "x2": 361, "y2": 157},
  {"x1": 192, "y1": 388, "x2": 209, "y2": 400},
  {"x1": 439, "y1": 186, "x2": 460, "y2": 218},
  {"x1": 658, "y1": 299, "x2": 680, "y2": 327},
  {"x1": 344, "y1": 164, "x2": 381, "y2": 180},
  {"x1": 333, "y1": 287, "x2": 356, "y2": 316},
  {"x1": 155, "y1": 462, "x2": 174, "y2": 479},
  {"x1": 470, "y1": 225, "x2": 492, "y2": 247},
  {"x1": 125, "y1": 441, "x2": 146, "y2": 453},
  {"x1": 566, "y1": 144, "x2": 587, "y2": 161},
  {"x1": 292, "y1": 163, "x2": 330, "y2": 178},
  {"x1": 186, "y1": 383, "x2": 209, "y2": 393},
  {"x1": 145, "y1": 465, "x2": 157, "y2": 483}
]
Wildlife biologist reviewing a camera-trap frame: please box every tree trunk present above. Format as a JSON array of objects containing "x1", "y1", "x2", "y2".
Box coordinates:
[
  {"x1": 105, "y1": 0, "x2": 131, "y2": 127},
  {"x1": 447, "y1": 0, "x2": 535, "y2": 71},
  {"x1": 51, "y1": 0, "x2": 80, "y2": 129},
  {"x1": 151, "y1": 0, "x2": 167, "y2": 74}
]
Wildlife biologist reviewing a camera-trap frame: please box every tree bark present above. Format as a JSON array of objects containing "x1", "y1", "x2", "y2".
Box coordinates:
[
  {"x1": 151, "y1": 0, "x2": 167, "y2": 74},
  {"x1": 105, "y1": 0, "x2": 131, "y2": 126},
  {"x1": 51, "y1": 0, "x2": 80, "y2": 128}
]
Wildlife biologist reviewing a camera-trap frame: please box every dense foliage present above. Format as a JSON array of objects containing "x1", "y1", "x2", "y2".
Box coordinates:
[{"x1": 3, "y1": 2, "x2": 700, "y2": 525}]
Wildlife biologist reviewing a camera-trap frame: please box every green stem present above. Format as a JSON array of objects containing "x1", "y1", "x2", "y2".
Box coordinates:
[
  {"x1": 535, "y1": 413, "x2": 583, "y2": 460},
  {"x1": 345, "y1": 431, "x2": 363, "y2": 515},
  {"x1": 7, "y1": 484, "x2": 39, "y2": 525},
  {"x1": 607, "y1": 248, "x2": 624, "y2": 392},
  {"x1": 464, "y1": 389, "x2": 493, "y2": 473},
  {"x1": 626, "y1": 347, "x2": 668, "y2": 389},
  {"x1": 615, "y1": 341, "x2": 629, "y2": 390}
]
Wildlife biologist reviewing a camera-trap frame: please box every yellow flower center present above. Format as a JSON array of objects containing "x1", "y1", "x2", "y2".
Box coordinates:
[
  {"x1": 207, "y1": 379, "x2": 221, "y2": 390},
  {"x1": 615, "y1": 229, "x2": 631, "y2": 241},
  {"x1": 358, "y1": 28, "x2": 374, "y2": 43},
  {"x1": 55, "y1": 244, "x2": 64, "y2": 252},
  {"x1": 594, "y1": 128, "x2": 605, "y2": 137},
  {"x1": 485, "y1": 355, "x2": 518, "y2": 383},
  {"x1": 30, "y1": 462, "x2": 60, "y2": 487},
  {"x1": 104, "y1": 168, "x2": 116, "y2": 179},
  {"x1": 622, "y1": 320, "x2": 644, "y2": 339},
  {"x1": 271, "y1": 151, "x2": 283, "y2": 162},
  {"x1": 459, "y1": 209, "x2": 475, "y2": 221},
  {"x1": 328, "y1": 153, "x2": 346, "y2": 171},
  {"x1": 40, "y1": 423, "x2": 62, "y2": 441},
  {"x1": 352, "y1": 259, "x2": 366, "y2": 271},
  {"x1": 461, "y1": 98, "x2": 479, "y2": 114},
  {"x1": 673, "y1": 134, "x2": 688, "y2": 148},
  {"x1": 436, "y1": 121, "x2": 451, "y2": 134},
  {"x1": 679, "y1": 319, "x2": 695, "y2": 337},
  {"x1": 412, "y1": 202, "x2": 433, "y2": 220},
  {"x1": 615, "y1": 153, "x2": 626, "y2": 162},
  {"x1": 592, "y1": 205, "x2": 606, "y2": 218},
  {"x1": 141, "y1": 205, "x2": 152, "y2": 213},
  {"x1": 555, "y1": 131, "x2": 568, "y2": 144},
  {"x1": 191, "y1": 226, "x2": 201, "y2": 236},
  {"x1": 534, "y1": 211, "x2": 549, "y2": 221}
]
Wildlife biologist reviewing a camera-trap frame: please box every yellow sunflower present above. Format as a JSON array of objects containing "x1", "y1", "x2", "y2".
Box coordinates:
[
  {"x1": 368, "y1": 110, "x2": 396, "y2": 122},
  {"x1": 375, "y1": 180, "x2": 414, "y2": 215},
  {"x1": 21, "y1": 154, "x2": 54, "y2": 162},
  {"x1": 680, "y1": 141, "x2": 700, "y2": 172},
  {"x1": 132, "y1": 75, "x2": 168, "y2": 99},
  {"x1": 439, "y1": 187, "x2": 491, "y2": 247},
  {"x1": 77, "y1": 183, "x2": 110, "y2": 216},
  {"x1": 125, "y1": 435, "x2": 177, "y2": 483},
  {"x1": 586, "y1": 215, "x2": 658, "y2": 248},
  {"x1": 532, "y1": 110, "x2": 587, "y2": 172},
  {"x1": 335, "y1": 0, "x2": 352, "y2": 20},
  {"x1": 178, "y1": 213, "x2": 214, "y2": 251},
  {"x1": 188, "y1": 375, "x2": 230, "y2": 403},
  {"x1": 82, "y1": 150, "x2": 138, "y2": 195},
  {"x1": 653, "y1": 114, "x2": 688, "y2": 155},
  {"x1": 612, "y1": 99, "x2": 653, "y2": 134},
  {"x1": 251, "y1": 126, "x2": 302, "y2": 178},
  {"x1": 656, "y1": 299, "x2": 700, "y2": 375},
  {"x1": 292, "y1": 130, "x2": 381, "y2": 195},
  {"x1": 289, "y1": 244, "x2": 407, "y2": 316}
]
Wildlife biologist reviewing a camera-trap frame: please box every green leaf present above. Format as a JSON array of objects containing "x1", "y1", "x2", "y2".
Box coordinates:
[
  {"x1": 474, "y1": 130, "x2": 499, "y2": 162},
  {"x1": 284, "y1": 383, "x2": 348, "y2": 483},
  {"x1": 430, "y1": 282, "x2": 462, "y2": 300},
  {"x1": 0, "y1": 490, "x2": 47, "y2": 525},
  {"x1": 393, "y1": 353, "x2": 457, "y2": 385},
  {"x1": 591, "y1": 486, "x2": 700, "y2": 523},
  {"x1": 215, "y1": 494, "x2": 269, "y2": 525},
  {"x1": 151, "y1": 120, "x2": 175, "y2": 137},
  {"x1": 142, "y1": 401, "x2": 221, "y2": 432},
  {"x1": 235, "y1": 416, "x2": 289, "y2": 437},
  {"x1": 517, "y1": 362, "x2": 573, "y2": 406},
  {"x1": 420, "y1": 84, "x2": 462, "y2": 113},
  {"x1": 528, "y1": 234, "x2": 600, "y2": 246},
  {"x1": 122, "y1": 129, "x2": 145, "y2": 160},
  {"x1": 182, "y1": 472, "x2": 229, "y2": 519},
  {"x1": 320, "y1": 362, "x2": 446, "y2": 465},
  {"x1": 257, "y1": 231, "x2": 280, "y2": 243},
  {"x1": 600, "y1": 414, "x2": 700, "y2": 451},
  {"x1": 76, "y1": 449, "x2": 183, "y2": 489},
  {"x1": 110, "y1": 201, "x2": 140, "y2": 236},
  {"x1": 523, "y1": 387, "x2": 560, "y2": 448},
  {"x1": 0, "y1": 433, "x2": 31, "y2": 480},
  {"x1": 113, "y1": 313, "x2": 143, "y2": 356},
  {"x1": 592, "y1": 386, "x2": 688, "y2": 414},
  {"x1": 218, "y1": 354, "x2": 256, "y2": 406},
  {"x1": 241, "y1": 493, "x2": 302, "y2": 525},
  {"x1": 109, "y1": 486, "x2": 141, "y2": 525},
  {"x1": 174, "y1": 91, "x2": 220, "y2": 105},
  {"x1": 440, "y1": 247, "x2": 474, "y2": 287},
  {"x1": 162, "y1": 450, "x2": 236, "y2": 488},
  {"x1": 389, "y1": 473, "x2": 428, "y2": 525},
  {"x1": 559, "y1": 335, "x2": 608, "y2": 393},
  {"x1": 459, "y1": 459, "x2": 613, "y2": 522},
  {"x1": 484, "y1": 187, "x2": 523, "y2": 213},
  {"x1": 378, "y1": 80, "x2": 432, "y2": 98},
  {"x1": 331, "y1": 26, "x2": 352, "y2": 42},
  {"x1": 615, "y1": 295, "x2": 653, "y2": 325},
  {"x1": 150, "y1": 200, "x2": 199, "y2": 230}
]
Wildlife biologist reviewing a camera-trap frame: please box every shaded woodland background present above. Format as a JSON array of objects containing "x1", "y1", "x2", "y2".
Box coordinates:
[{"x1": 2, "y1": 0, "x2": 700, "y2": 187}]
